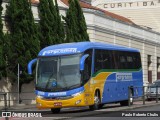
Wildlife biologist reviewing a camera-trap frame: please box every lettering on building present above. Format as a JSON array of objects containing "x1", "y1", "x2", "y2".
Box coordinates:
[{"x1": 103, "y1": 0, "x2": 160, "y2": 9}]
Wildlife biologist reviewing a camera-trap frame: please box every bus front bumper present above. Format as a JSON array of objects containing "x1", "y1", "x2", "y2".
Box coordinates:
[{"x1": 36, "y1": 94, "x2": 91, "y2": 109}]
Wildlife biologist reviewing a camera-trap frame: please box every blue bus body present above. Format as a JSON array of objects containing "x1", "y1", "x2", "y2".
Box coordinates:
[{"x1": 28, "y1": 42, "x2": 143, "y2": 111}]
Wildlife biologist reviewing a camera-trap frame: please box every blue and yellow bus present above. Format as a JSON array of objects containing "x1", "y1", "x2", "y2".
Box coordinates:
[{"x1": 28, "y1": 42, "x2": 143, "y2": 113}]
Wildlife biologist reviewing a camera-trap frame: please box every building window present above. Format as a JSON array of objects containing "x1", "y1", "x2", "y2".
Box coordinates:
[
  {"x1": 148, "y1": 55, "x2": 152, "y2": 83},
  {"x1": 157, "y1": 57, "x2": 160, "y2": 79}
]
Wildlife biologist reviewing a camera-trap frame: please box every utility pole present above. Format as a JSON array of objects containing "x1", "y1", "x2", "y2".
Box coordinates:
[{"x1": 18, "y1": 63, "x2": 20, "y2": 104}]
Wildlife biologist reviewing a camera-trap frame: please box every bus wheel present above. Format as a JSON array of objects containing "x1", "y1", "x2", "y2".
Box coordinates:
[
  {"x1": 120, "y1": 91, "x2": 133, "y2": 106},
  {"x1": 51, "y1": 108, "x2": 61, "y2": 113},
  {"x1": 89, "y1": 91, "x2": 101, "y2": 110},
  {"x1": 99, "y1": 104, "x2": 104, "y2": 109}
]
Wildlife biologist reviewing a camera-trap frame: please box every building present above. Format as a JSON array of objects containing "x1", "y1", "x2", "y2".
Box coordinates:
[
  {"x1": 0, "y1": 0, "x2": 160, "y2": 106},
  {"x1": 53, "y1": 0, "x2": 160, "y2": 85},
  {"x1": 91, "y1": 0, "x2": 160, "y2": 33}
]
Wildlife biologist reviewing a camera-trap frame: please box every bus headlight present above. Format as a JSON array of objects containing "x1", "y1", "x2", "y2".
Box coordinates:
[
  {"x1": 36, "y1": 102, "x2": 42, "y2": 106},
  {"x1": 72, "y1": 91, "x2": 83, "y2": 97},
  {"x1": 75, "y1": 100, "x2": 81, "y2": 105},
  {"x1": 37, "y1": 95, "x2": 44, "y2": 99}
]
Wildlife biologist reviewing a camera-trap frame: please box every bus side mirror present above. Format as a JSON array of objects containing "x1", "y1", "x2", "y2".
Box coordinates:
[
  {"x1": 28, "y1": 58, "x2": 37, "y2": 75},
  {"x1": 80, "y1": 54, "x2": 89, "y2": 71}
]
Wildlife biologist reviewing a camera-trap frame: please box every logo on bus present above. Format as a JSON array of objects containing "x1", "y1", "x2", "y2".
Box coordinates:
[
  {"x1": 52, "y1": 81, "x2": 57, "y2": 87},
  {"x1": 48, "y1": 92, "x2": 67, "y2": 97},
  {"x1": 116, "y1": 73, "x2": 132, "y2": 81},
  {"x1": 37, "y1": 91, "x2": 45, "y2": 96},
  {"x1": 42, "y1": 48, "x2": 78, "y2": 55}
]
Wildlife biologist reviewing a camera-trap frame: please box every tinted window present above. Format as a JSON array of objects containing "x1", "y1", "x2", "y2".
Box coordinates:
[
  {"x1": 115, "y1": 51, "x2": 141, "y2": 69},
  {"x1": 94, "y1": 50, "x2": 115, "y2": 73}
]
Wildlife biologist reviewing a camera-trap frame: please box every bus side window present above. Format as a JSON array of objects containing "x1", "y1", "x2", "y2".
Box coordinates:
[
  {"x1": 126, "y1": 55, "x2": 134, "y2": 69},
  {"x1": 115, "y1": 51, "x2": 127, "y2": 69},
  {"x1": 115, "y1": 51, "x2": 141, "y2": 70},
  {"x1": 102, "y1": 50, "x2": 115, "y2": 69},
  {"x1": 95, "y1": 50, "x2": 103, "y2": 72},
  {"x1": 94, "y1": 50, "x2": 115, "y2": 73},
  {"x1": 132, "y1": 52, "x2": 141, "y2": 69}
]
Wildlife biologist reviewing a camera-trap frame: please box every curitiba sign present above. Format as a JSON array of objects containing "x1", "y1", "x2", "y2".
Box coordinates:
[{"x1": 94, "y1": 0, "x2": 160, "y2": 9}]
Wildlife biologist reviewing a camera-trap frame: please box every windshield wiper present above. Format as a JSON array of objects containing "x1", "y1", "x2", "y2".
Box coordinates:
[
  {"x1": 66, "y1": 84, "x2": 81, "y2": 90},
  {"x1": 45, "y1": 73, "x2": 56, "y2": 90}
]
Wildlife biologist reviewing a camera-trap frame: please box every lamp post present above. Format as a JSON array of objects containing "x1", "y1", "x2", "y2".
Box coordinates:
[{"x1": 18, "y1": 63, "x2": 20, "y2": 104}]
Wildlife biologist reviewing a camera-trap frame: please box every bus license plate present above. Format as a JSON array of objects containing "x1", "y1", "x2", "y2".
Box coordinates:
[{"x1": 54, "y1": 102, "x2": 62, "y2": 106}]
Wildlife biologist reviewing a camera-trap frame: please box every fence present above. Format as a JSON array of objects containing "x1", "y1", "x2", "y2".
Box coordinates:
[
  {"x1": 0, "y1": 92, "x2": 8, "y2": 120},
  {"x1": 1, "y1": 86, "x2": 160, "y2": 110},
  {"x1": 0, "y1": 92, "x2": 35, "y2": 107},
  {"x1": 128, "y1": 86, "x2": 160, "y2": 106},
  {"x1": 0, "y1": 93, "x2": 7, "y2": 110}
]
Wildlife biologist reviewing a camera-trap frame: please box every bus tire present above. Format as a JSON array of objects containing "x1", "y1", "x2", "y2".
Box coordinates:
[
  {"x1": 89, "y1": 90, "x2": 101, "y2": 110},
  {"x1": 129, "y1": 89, "x2": 133, "y2": 105},
  {"x1": 120, "y1": 90, "x2": 133, "y2": 106},
  {"x1": 99, "y1": 104, "x2": 104, "y2": 109},
  {"x1": 51, "y1": 108, "x2": 61, "y2": 113}
]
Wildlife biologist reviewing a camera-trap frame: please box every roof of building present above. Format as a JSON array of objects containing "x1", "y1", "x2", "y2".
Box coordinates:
[
  {"x1": 31, "y1": 0, "x2": 134, "y2": 24},
  {"x1": 31, "y1": 0, "x2": 39, "y2": 4},
  {"x1": 60, "y1": 0, "x2": 134, "y2": 24},
  {"x1": 38, "y1": 42, "x2": 139, "y2": 56}
]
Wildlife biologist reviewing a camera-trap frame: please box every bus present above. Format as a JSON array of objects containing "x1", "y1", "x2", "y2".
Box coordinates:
[{"x1": 28, "y1": 42, "x2": 143, "y2": 113}]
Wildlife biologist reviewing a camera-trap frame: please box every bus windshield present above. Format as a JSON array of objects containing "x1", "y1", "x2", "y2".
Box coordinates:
[{"x1": 36, "y1": 54, "x2": 81, "y2": 92}]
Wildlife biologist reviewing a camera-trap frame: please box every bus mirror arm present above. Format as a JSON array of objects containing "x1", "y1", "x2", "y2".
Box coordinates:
[
  {"x1": 80, "y1": 70, "x2": 83, "y2": 74},
  {"x1": 28, "y1": 58, "x2": 37, "y2": 75},
  {"x1": 80, "y1": 54, "x2": 89, "y2": 71}
]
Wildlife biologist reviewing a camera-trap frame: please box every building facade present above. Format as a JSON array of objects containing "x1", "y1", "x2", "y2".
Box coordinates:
[
  {"x1": 91, "y1": 0, "x2": 160, "y2": 33},
  {"x1": 58, "y1": 0, "x2": 160, "y2": 85},
  {"x1": 0, "y1": 0, "x2": 160, "y2": 106}
]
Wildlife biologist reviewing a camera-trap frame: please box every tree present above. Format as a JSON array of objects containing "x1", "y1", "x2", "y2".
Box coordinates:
[
  {"x1": 0, "y1": 0, "x2": 4, "y2": 79},
  {"x1": 38, "y1": 0, "x2": 53, "y2": 48},
  {"x1": 5, "y1": 0, "x2": 40, "y2": 87},
  {"x1": 2, "y1": 33, "x2": 12, "y2": 78},
  {"x1": 53, "y1": 0, "x2": 65, "y2": 44},
  {"x1": 63, "y1": 0, "x2": 78, "y2": 43},
  {"x1": 74, "y1": 0, "x2": 89, "y2": 41},
  {"x1": 63, "y1": 0, "x2": 89, "y2": 43},
  {"x1": 38, "y1": 0, "x2": 64, "y2": 48}
]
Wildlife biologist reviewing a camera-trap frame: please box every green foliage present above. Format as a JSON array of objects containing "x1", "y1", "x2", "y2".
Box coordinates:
[
  {"x1": 63, "y1": 0, "x2": 89, "y2": 43},
  {"x1": 0, "y1": 0, "x2": 4, "y2": 79},
  {"x1": 38, "y1": 0, "x2": 65, "y2": 48},
  {"x1": 74, "y1": 0, "x2": 89, "y2": 41},
  {"x1": 5, "y1": 0, "x2": 40, "y2": 84},
  {"x1": 2, "y1": 33, "x2": 11, "y2": 77},
  {"x1": 54, "y1": 0, "x2": 65, "y2": 43}
]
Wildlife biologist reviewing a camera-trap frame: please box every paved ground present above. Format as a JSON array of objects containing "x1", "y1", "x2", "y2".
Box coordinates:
[
  {"x1": 0, "y1": 100, "x2": 160, "y2": 120},
  {"x1": 71, "y1": 105, "x2": 160, "y2": 120},
  {"x1": 1, "y1": 100, "x2": 159, "y2": 111}
]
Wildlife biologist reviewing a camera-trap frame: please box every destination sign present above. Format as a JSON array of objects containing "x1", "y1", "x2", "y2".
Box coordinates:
[{"x1": 42, "y1": 48, "x2": 78, "y2": 56}]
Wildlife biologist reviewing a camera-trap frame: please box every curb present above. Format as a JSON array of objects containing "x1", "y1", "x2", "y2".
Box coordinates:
[
  {"x1": 0, "y1": 104, "x2": 36, "y2": 111},
  {"x1": 122, "y1": 102, "x2": 160, "y2": 111},
  {"x1": 1, "y1": 101, "x2": 160, "y2": 111},
  {"x1": 1, "y1": 102, "x2": 160, "y2": 119},
  {"x1": 77, "y1": 102, "x2": 160, "y2": 117},
  {"x1": 43, "y1": 102, "x2": 160, "y2": 119}
]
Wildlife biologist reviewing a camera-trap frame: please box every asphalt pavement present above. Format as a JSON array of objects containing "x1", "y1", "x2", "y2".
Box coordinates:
[{"x1": 0, "y1": 100, "x2": 160, "y2": 120}]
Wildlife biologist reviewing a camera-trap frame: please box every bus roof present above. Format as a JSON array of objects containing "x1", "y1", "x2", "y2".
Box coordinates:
[{"x1": 38, "y1": 42, "x2": 139, "y2": 56}]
